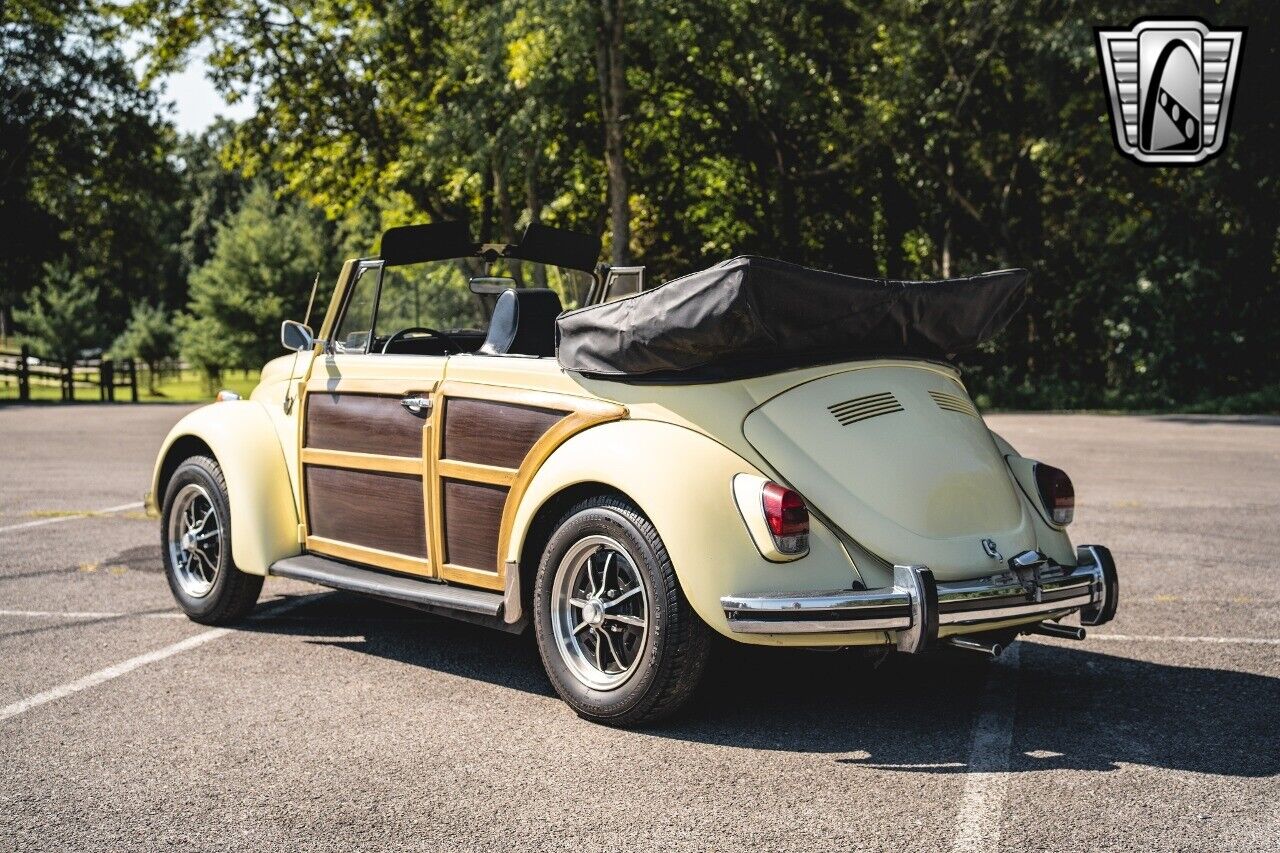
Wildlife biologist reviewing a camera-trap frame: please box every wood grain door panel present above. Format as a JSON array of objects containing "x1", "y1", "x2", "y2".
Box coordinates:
[
  {"x1": 305, "y1": 392, "x2": 426, "y2": 458},
  {"x1": 300, "y1": 354, "x2": 442, "y2": 576},
  {"x1": 442, "y1": 398, "x2": 564, "y2": 469},
  {"x1": 306, "y1": 466, "x2": 428, "y2": 558},
  {"x1": 441, "y1": 479, "x2": 508, "y2": 572}
]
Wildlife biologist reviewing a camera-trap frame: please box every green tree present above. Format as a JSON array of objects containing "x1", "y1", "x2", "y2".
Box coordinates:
[
  {"x1": 2, "y1": 0, "x2": 184, "y2": 340},
  {"x1": 13, "y1": 260, "x2": 100, "y2": 365},
  {"x1": 122, "y1": 0, "x2": 1280, "y2": 410},
  {"x1": 180, "y1": 183, "x2": 330, "y2": 384},
  {"x1": 112, "y1": 303, "x2": 177, "y2": 394}
]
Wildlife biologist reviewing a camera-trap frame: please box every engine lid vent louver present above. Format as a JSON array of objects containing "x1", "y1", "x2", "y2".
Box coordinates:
[
  {"x1": 827, "y1": 392, "x2": 904, "y2": 426},
  {"x1": 929, "y1": 389, "x2": 979, "y2": 418}
]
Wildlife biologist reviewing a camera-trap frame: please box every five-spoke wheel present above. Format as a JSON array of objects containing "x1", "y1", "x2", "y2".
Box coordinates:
[
  {"x1": 161, "y1": 455, "x2": 262, "y2": 624},
  {"x1": 551, "y1": 535, "x2": 650, "y2": 690},
  {"x1": 534, "y1": 495, "x2": 711, "y2": 727},
  {"x1": 167, "y1": 483, "x2": 223, "y2": 598}
]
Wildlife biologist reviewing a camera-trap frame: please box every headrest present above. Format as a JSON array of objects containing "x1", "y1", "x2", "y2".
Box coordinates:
[{"x1": 478, "y1": 289, "x2": 564, "y2": 357}]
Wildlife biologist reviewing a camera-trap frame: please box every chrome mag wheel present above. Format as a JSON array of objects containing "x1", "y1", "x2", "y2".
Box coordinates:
[
  {"x1": 166, "y1": 483, "x2": 223, "y2": 599},
  {"x1": 550, "y1": 535, "x2": 651, "y2": 691}
]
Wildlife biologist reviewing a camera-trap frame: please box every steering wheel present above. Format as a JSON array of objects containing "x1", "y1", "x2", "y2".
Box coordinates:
[{"x1": 381, "y1": 326, "x2": 461, "y2": 354}]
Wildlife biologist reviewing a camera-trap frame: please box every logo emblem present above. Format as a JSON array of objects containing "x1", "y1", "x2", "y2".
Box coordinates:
[
  {"x1": 981, "y1": 538, "x2": 1002, "y2": 561},
  {"x1": 1095, "y1": 18, "x2": 1245, "y2": 165}
]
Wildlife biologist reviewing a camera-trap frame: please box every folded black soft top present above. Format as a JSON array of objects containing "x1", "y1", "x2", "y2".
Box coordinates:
[{"x1": 556, "y1": 255, "x2": 1028, "y2": 382}]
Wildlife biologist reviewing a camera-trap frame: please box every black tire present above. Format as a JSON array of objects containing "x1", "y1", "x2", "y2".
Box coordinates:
[
  {"x1": 533, "y1": 495, "x2": 712, "y2": 727},
  {"x1": 161, "y1": 455, "x2": 263, "y2": 625}
]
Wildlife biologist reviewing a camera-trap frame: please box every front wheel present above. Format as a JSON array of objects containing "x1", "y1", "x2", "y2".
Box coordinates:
[
  {"x1": 161, "y1": 455, "x2": 262, "y2": 625},
  {"x1": 533, "y1": 495, "x2": 711, "y2": 727}
]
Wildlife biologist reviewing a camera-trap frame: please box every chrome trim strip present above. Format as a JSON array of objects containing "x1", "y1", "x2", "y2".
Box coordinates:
[
  {"x1": 720, "y1": 589, "x2": 909, "y2": 612},
  {"x1": 727, "y1": 616, "x2": 911, "y2": 634},
  {"x1": 938, "y1": 595, "x2": 1091, "y2": 625},
  {"x1": 721, "y1": 556, "x2": 1105, "y2": 636}
]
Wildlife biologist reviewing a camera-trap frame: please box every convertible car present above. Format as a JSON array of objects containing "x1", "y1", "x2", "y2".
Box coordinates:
[{"x1": 149, "y1": 221, "x2": 1119, "y2": 726}]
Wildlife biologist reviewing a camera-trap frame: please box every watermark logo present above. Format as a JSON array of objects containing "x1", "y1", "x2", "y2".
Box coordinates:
[{"x1": 1095, "y1": 18, "x2": 1245, "y2": 165}]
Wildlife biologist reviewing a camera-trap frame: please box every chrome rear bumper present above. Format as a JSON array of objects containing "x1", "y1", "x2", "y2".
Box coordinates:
[{"x1": 720, "y1": 544, "x2": 1118, "y2": 651}]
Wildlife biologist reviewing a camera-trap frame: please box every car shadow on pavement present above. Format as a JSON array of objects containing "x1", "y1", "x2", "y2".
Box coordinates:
[
  {"x1": 676, "y1": 639, "x2": 1280, "y2": 778},
  {"x1": 241, "y1": 591, "x2": 1280, "y2": 779},
  {"x1": 239, "y1": 590, "x2": 556, "y2": 699}
]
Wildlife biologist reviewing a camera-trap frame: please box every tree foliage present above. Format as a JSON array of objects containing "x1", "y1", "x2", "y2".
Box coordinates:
[
  {"x1": 179, "y1": 183, "x2": 331, "y2": 379},
  {"x1": 12, "y1": 260, "x2": 100, "y2": 364},
  {"x1": 8, "y1": 0, "x2": 1277, "y2": 409},
  {"x1": 1, "y1": 0, "x2": 185, "y2": 337},
  {"x1": 112, "y1": 302, "x2": 177, "y2": 393}
]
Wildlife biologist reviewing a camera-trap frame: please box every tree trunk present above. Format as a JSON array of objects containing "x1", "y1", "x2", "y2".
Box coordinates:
[
  {"x1": 769, "y1": 127, "x2": 798, "y2": 257},
  {"x1": 525, "y1": 142, "x2": 543, "y2": 226},
  {"x1": 596, "y1": 0, "x2": 630, "y2": 265},
  {"x1": 941, "y1": 216, "x2": 952, "y2": 278},
  {"x1": 526, "y1": 147, "x2": 547, "y2": 287},
  {"x1": 494, "y1": 153, "x2": 516, "y2": 244},
  {"x1": 479, "y1": 164, "x2": 495, "y2": 243}
]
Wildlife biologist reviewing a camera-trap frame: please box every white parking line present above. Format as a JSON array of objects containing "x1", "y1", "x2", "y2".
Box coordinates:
[
  {"x1": 0, "y1": 501, "x2": 144, "y2": 534},
  {"x1": 0, "y1": 609, "x2": 185, "y2": 619},
  {"x1": 951, "y1": 643, "x2": 1021, "y2": 853},
  {"x1": 1087, "y1": 633, "x2": 1280, "y2": 645},
  {"x1": 0, "y1": 595, "x2": 314, "y2": 723}
]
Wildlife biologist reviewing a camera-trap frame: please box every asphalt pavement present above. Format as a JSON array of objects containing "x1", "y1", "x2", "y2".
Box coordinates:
[{"x1": 0, "y1": 403, "x2": 1276, "y2": 852}]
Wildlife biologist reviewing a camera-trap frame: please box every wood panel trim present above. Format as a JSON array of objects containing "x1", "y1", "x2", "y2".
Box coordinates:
[
  {"x1": 302, "y1": 447, "x2": 423, "y2": 475},
  {"x1": 304, "y1": 465, "x2": 427, "y2": 559},
  {"x1": 496, "y1": 404, "x2": 627, "y2": 570},
  {"x1": 421, "y1": 419, "x2": 437, "y2": 578},
  {"x1": 305, "y1": 391, "x2": 426, "y2": 457},
  {"x1": 436, "y1": 459, "x2": 517, "y2": 487},
  {"x1": 306, "y1": 535, "x2": 433, "y2": 577},
  {"x1": 439, "y1": 562, "x2": 501, "y2": 588},
  {"x1": 441, "y1": 478, "x2": 508, "y2": 575},
  {"x1": 424, "y1": 380, "x2": 627, "y2": 592},
  {"x1": 443, "y1": 398, "x2": 565, "y2": 469}
]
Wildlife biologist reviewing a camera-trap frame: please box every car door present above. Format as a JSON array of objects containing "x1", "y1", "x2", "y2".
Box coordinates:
[{"x1": 299, "y1": 259, "x2": 444, "y2": 578}]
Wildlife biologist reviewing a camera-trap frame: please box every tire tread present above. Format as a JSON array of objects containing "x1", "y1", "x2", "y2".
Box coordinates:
[
  {"x1": 162, "y1": 455, "x2": 263, "y2": 625},
  {"x1": 536, "y1": 494, "x2": 711, "y2": 727}
]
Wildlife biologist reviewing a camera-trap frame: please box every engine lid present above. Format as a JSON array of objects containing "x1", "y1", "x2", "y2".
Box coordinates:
[{"x1": 742, "y1": 364, "x2": 1036, "y2": 579}]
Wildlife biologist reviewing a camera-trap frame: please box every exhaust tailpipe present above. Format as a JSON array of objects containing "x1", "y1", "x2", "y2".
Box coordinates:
[
  {"x1": 944, "y1": 636, "x2": 1004, "y2": 657},
  {"x1": 1029, "y1": 621, "x2": 1087, "y2": 641}
]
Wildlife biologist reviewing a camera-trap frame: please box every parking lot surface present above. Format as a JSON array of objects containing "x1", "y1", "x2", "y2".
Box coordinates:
[{"x1": 1, "y1": 403, "x2": 1277, "y2": 852}]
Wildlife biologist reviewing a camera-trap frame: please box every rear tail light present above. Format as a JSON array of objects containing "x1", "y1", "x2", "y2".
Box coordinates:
[
  {"x1": 1034, "y1": 463, "x2": 1074, "y2": 525},
  {"x1": 761, "y1": 482, "x2": 810, "y2": 554}
]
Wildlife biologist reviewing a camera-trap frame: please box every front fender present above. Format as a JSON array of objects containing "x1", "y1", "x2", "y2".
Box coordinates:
[
  {"x1": 506, "y1": 419, "x2": 869, "y2": 645},
  {"x1": 150, "y1": 401, "x2": 300, "y2": 576}
]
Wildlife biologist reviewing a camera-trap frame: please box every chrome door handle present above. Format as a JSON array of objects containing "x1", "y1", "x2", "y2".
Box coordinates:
[{"x1": 400, "y1": 395, "x2": 432, "y2": 415}]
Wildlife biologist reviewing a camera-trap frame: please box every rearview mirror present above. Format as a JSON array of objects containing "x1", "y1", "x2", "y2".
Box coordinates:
[{"x1": 281, "y1": 320, "x2": 315, "y2": 352}]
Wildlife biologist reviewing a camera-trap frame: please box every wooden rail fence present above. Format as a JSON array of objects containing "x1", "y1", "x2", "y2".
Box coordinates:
[{"x1": 0, "y1": 346, "x2": 138, "y2": 402}]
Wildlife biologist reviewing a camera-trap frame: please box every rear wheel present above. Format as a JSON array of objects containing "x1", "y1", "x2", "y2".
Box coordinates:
[
  {"x1": 533, "y1": 495, "x2": 711, "y2": 727},
  {"x1": 161, "y1": 455, "x2": 262, "y2": 625}
]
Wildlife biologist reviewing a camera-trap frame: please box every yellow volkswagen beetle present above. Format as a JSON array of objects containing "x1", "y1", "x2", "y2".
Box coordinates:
[{"x1": 149, "y1": 222, "x2": 1118, "y2": 726}]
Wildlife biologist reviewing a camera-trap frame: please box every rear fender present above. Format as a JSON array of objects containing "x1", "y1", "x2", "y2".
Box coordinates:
[
  {"x1": 506, "y1": 419, "x2": 868, "y2": 643},
  {"x1": 150, "y1": 401, "x2": 300, "y2": 576}
]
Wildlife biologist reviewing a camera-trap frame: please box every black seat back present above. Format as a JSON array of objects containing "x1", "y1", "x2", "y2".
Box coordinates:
[{"x1": 478, "y1": 288, "x2": 564, "y2": 357}]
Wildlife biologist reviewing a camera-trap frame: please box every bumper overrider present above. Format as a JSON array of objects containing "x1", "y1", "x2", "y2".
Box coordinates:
[{"x1": 720, "y1": 545, "x2": 1119, "y2": 652}]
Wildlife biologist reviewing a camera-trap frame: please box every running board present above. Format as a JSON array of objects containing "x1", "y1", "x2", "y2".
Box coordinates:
[{"x1": 269, "y1": 554, "x2": 518, "y2": 632}]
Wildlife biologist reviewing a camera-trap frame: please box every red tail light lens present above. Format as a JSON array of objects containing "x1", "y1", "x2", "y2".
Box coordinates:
[
  {"x1": 762, "y1": 482, "x2": 810, "y2": 554},
  {"x1": 1034, "y1": 463, "x2": 1074, "y2": 525}
]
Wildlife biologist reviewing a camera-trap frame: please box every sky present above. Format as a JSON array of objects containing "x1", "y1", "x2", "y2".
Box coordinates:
[{"x1": 152, "y1": 51, "x2": 254, "y2": 134}]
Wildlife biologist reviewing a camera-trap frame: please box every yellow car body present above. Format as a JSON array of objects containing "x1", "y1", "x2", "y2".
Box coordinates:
[{"x1": 150, "y1": 255, "x2": 1117, "y2": 655}]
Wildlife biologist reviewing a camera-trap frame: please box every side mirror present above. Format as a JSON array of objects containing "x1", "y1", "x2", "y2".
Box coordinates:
[{"x1": 281, "y1": 320, "x2": 315, "y2": 352}]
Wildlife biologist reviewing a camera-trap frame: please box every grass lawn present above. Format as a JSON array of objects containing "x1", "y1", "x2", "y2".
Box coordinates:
[{"x1": 0, "y1": 368, "x2": 261, "y2": 404}]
